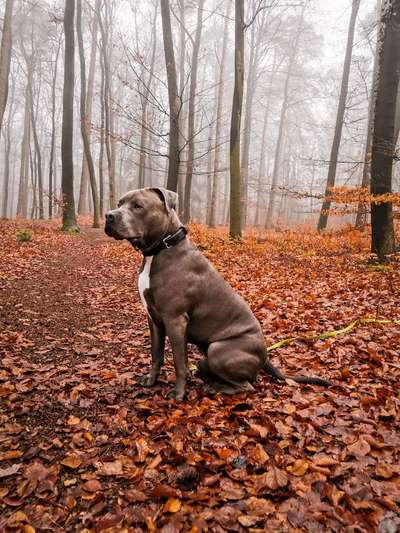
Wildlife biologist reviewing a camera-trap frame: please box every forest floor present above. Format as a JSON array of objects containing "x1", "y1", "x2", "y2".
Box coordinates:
[{"x1": 0, "y1": 219, "x2": 400, "y2": 532}]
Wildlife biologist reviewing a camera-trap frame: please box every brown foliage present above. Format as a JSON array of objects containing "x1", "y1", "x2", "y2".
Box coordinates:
[{"x1": 0, "y1": 220, "x2": 399, "y2": 531}]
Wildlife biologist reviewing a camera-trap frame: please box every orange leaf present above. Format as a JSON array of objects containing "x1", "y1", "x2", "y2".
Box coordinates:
[
  {"x1": 287, "y1": 459, "x2": 309, "y2": 476},
  {"x1": 163, "y1": 498, "x2": 181, "y2": 513},
  {"x1": 60, "y1": 455, "x2": 82, "y2": 469},
  {"x1": 263, "y1": 467, "x2": 288, "y2": 490},
  {"x1": 0, "y1": 450, "x2": 23, "y2": 461}
]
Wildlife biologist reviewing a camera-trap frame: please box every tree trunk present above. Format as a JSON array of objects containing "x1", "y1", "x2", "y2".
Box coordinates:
[
  {"x1": 182, "y1": 0, "x2": 204, "y2": 223},
  {"x1": 48, "y1": 36, "x2": 61, "y2": 219},
  {"x1": 208, "y1": 1, "x2": 231, "y2": 228},
  {"x1": 138, "y1": 3, "x2": 158, "y2": 189},
  {"x1": 255, "y1": 83, "x2": 273, "y2": 226},
  {"x1": 17, "y1": 84, "x2": 30, "y2": 218},
  {"x1": 240, "y1": 18, "x2": 258, "y2": 228},
  {"x1": 98, "y1": 4, "x2": 116, "y2": 209},
  {"x1": 0, "y1": 0, "x2": 13, "y2": 136},
  {"x1": 229, "y1": 0, "x2": 244, "y2": 239},
  {"x1": 394, "y1": 83, "x2": 400, "y2": 143},
  {"x1": 177, "y1": 0, "x2": 186, "y2": 211},
  {"x1": 61, "y1": 0, "x2": 78, "y2": 231},
  {"x1": 317, "y1": 0, "x2": 361, "y2": 232},
  {"x1": 1, "y1": 105, "x2": 11, "y2": 217},
  {"x1": 161, "y1": 0, "x2": 180, "y2": 192},
  {"x1": 370, "y1": 0, "x2": 400, "y2": 260},
  {"x1": 27, "y1": 67, "x2": 44, "y2": 220},
  {"x1": 355, "y1": 0, "x2": 381, "y2": 229},
  {"x1": 77, "y1": 0, "x2": 100, "y2": 228},
  {"x1": 30, "y1": 146, "x2": 37, "y2": 219},
  {"x1": 99, "y1": 52, "x2": 105, "y2": 215},
  {"x1": 78, "y1": 0, "x2": 99, "y2": 215},
  {"x1": 265, "y1": 6, "x2": 307, "y2": 230}
]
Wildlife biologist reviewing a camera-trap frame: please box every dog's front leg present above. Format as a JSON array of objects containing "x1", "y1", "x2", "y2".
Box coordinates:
[
  {"x1": 142, "y1": 317, "x2": 165, "y2": 387},
  {"x1": 165, "y1": 316, "x2": 188, "y2": 400}
]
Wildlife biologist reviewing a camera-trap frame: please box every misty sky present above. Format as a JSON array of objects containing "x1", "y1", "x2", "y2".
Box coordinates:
[{"x1": 317, "y1": 0, "x2": 376, "y2": 67}]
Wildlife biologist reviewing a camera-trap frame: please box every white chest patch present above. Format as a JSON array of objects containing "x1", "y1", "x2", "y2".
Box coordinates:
[{"x1": 138, "y1": 256, "x2": 153, "y2": 314}]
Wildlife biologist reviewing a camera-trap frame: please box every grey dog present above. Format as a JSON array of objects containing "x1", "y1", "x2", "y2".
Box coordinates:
[{"x1": 105, "y1": 187, "x2": 329, "y2": 400}]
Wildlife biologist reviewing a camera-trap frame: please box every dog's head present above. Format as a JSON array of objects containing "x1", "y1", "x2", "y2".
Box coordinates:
[{"x1": 104, "y1": 187, "x2": 179, "y2": 249}]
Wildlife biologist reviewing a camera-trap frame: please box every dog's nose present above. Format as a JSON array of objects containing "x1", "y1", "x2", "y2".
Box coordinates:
[{"x1": 105, "y1": 212, "x2": 115, "y2": 224}]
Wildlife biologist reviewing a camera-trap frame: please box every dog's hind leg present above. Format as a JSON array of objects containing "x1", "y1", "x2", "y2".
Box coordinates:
[{"x1": 205, "y1": 339, "x2": 262, "y2": 395}]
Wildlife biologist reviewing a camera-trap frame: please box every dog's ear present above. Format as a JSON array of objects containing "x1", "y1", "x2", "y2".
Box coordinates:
[{"x1": 150, "y1": 187, "x2": 178, "y2": 213}]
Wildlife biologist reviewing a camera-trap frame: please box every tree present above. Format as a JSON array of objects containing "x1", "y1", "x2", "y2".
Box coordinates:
[
  {"x1": 0, "y1": 0, "x2": 13, "y2": 137},
  {"x1": 98, "y1": 2, "x2": 116, "y2": 210},
  {"x1": 229, "y1": 0, "x2": 244, "y2": 239},
  {"x1": 137, "y1": 2, "x2": 158, "y2": 189},
  {"x1": 161, "y1": 0, "x2": 180, "y2": 192},
  {"x1": 265, "y1": 5, "x2": 307, "y2": 230},
  {"x1": 183, "y1": 0, "x2": 204, "y2": 223},
  {"x1": 16, "y1": 84, "x2": 30, "y2": 219},
  {"x1": 48, "y1": 34, "x2": 61, "y2": 219},
  {"x1": 61, "y1": 0, "x2": 78, "y2": 231},
  {"x1": 317, "y1": 0, "x2": 361, "y2": 232},
  {"x1": 355, "y1": 0, "x2": 381, "y2": 229},
  {"x1": 1, "y1": 74, "x2": 14, "y2": 218},
  {"x1": 76, "y1": 0, "x2": 99, "y2": 228},
  {"x1": 78, "y1": 0, "x2": 100, "y2": 215},
  {"x1": 207, "y1": 1, "x2": 231, "y2": 228},
  {"x1": 370, "y1": 0, "x2": 400, "y2": 260}
]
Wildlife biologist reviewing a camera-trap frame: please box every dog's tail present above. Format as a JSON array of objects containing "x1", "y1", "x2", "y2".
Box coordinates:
[{"x1": 263, "y1": 359, "x2": 331, "y2": 386}]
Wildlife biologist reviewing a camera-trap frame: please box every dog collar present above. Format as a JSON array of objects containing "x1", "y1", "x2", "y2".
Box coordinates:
[{"x1": 142, "y1": 226, "x2": 188, "y2": 256}]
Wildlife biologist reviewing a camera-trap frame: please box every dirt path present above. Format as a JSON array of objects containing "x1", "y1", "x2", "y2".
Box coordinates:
[{"x1": 0, "y1": 220, "x2": 399, "y2": 531}]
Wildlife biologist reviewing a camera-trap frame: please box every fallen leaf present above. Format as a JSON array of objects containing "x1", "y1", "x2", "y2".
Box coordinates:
[
  {"x1": 347, "y1": 438, "x2": 371, "y2": 457},
  {"x1": 67, "y1": 415, "x2": 81, "y2": 426},
  {"x1": 0, "y1": 450, "x2": 23, "y2": 461},
  {"x1": 83, "y1": 479, "x2": 102, "y2": 492},
  {"x1": 60, "y1": 455, "x2": 82, "y2": 469},
  {"x1": 287, "y1": 459, "x2": 309, "y2": 476},
  {"x1": 163, "y1": 498, "x2": 181, "y2": 513},
  {"x1": 0, "y1": 463, "x2": 21, "y2": 478}
]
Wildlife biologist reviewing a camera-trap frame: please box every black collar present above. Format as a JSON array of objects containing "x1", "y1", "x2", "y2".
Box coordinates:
[{"x1": 142, "y1": 226, "x2": 188, "y2": 257}]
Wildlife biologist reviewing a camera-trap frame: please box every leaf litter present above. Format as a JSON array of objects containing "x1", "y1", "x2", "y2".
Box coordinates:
[{"x1": 0, "y1": 219, "x2": 399, "y2": 531}]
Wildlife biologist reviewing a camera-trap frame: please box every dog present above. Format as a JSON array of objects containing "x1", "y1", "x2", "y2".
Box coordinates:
[{"x1": 105, "y1": 187, "x2": 329, "y2": 400}]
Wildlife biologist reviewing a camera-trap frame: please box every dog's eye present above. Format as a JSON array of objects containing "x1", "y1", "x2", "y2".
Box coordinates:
[{"x1": 133, "y1": 203, "x2": 142, "y2": 210}]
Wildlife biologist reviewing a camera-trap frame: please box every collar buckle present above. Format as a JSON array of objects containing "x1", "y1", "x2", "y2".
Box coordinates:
[{"x1": 162, "y1": 234, "x2": 174, "y2": 248}]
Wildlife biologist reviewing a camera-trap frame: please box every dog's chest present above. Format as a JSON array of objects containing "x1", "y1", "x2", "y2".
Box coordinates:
[{"x1": 138, "y1": 256, "x2": 153, "y2": 314}]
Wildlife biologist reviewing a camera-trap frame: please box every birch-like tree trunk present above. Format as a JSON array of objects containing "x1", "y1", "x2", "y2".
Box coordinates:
[
  {"x1": 207, "y1": 1, "x2": 231, "y2": 228},
  {"x1": 183, "y1": 0, "x2": 204, "y2": 223},
  {"x1": 1, "y1": 81, "x2": 13, "y2": 218},
  {"x1": 265, "y1": 5, "x2": 306, "y2": 230},
  {"x1": 161, "y1": 0, "x2": 180, "y2": 192},
  {"x1": 77, "y1": 0, "x2": 100, "y2": 228},
  {"x1": 355, "y1": 0, "x2": 381, "y2": 229},
  {"x1": 138, "y1": 3, "x2": 157, "y2": 188},
  {"x1": 17, "y1": 84, "x2": 30, "y2": 218},
  {"x1": 48, "y1": 36, "x2": 61, "y2": 219},
  {"x1": 229, "y1": 0, "x2": 244, "y2": 239},
  {"x1": 78, "y1": 0, "x2": 99, "y2": 215},
  {"x1": 98, "y1": 4, "x2": 116, "y2": 209},
  {"x1": 99, "y1": 53, "x2": 105, "y2": 215},
  {"x1": 240, "y1": 15, "x2": 259, "y2": 228},
  {"x1": 317, "y1": 0, "x2": 361, "y2": 231}
]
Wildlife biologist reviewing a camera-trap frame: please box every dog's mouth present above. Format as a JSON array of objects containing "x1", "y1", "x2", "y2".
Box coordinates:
[{"x1": 104, "y1": 224, "x2": 124, "y2": 240}]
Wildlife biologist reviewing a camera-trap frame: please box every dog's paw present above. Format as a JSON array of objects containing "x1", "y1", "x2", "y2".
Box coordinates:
[
  {"x1": 140, "y1": 375, "x2": 157, "y2": 388},
  {"x1": 166, "y1": 387, "x2": 186, "y2": 401}
]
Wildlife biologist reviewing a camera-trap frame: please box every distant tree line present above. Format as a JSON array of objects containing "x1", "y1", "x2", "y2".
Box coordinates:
[{"x1": 0, "y1": 0, "x2": 399, "y2": 261}]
